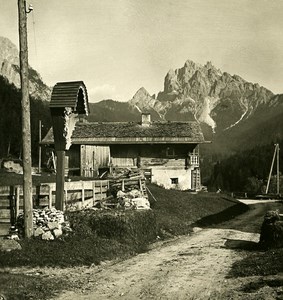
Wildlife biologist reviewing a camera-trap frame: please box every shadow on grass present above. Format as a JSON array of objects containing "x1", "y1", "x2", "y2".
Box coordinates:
[
  {"x1": 239, "y1": 276, "x2": 283, "y2": 294},
  {"x1": 228, "y1": 247, "x2": 283, "y2": 279},
  {"x1": 0, "y1": 272, "x2": 69, "y2": 300},
  {"x1": 192, "y1": 203, "x2": 249, "y2": 228}
]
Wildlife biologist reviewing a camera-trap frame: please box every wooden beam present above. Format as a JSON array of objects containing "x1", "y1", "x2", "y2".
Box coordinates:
[{"x1": 55, "y1": 151, "x2": 65, "y2": 210}]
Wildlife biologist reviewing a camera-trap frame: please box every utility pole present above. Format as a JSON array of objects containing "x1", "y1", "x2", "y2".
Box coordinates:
[
  {"x1": 38, "y1": 119, "x2": 42, "y2": 173},
  {"x1": 277, "y1": 144, "x2": 280, "y2": 195},
  {"x1": 18, "y1": 0, "x2": 33, "y2": 238}
]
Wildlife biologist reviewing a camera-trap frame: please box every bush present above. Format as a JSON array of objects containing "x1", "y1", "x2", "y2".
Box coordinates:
[
  {"x1": 259, "y1": 210, "x2": 283, "y2": 249},
  {"x1": 67, "y1": 209, "x2": 157, "y2": 247}
]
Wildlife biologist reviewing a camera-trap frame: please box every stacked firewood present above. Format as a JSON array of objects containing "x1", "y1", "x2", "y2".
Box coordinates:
[{"x1": 16, "y1": 208, "x2": 72, "y2": 240}]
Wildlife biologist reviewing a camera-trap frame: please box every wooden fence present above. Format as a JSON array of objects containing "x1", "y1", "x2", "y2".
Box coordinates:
[{"x1": 0, "y1": 180, "x2": 109, "y2": 227}]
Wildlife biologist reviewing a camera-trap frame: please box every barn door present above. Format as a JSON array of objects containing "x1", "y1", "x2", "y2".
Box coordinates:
[{"x1": 80, "y1": 145, "x2": 110, "y2": 177}]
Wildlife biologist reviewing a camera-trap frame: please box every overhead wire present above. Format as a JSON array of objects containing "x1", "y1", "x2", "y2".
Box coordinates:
[{"x1": 31, "y1": 6, "x2": 38, "y2": 69}]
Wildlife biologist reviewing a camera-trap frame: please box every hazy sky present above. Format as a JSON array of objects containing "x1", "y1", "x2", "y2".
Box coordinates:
[{"x1": 1, "y1": 0, "x2": 283, "y2": 102}]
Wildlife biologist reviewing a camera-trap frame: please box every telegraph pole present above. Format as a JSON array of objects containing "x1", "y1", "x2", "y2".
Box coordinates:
[
  {"x1": 38, "y1": 119, "x2": 42, "y2": 173},
  {"x1": 18, "y1": 0, "x2": 33, "y2": 238},
  {"x1": 277, "y1": 144, "x2": 280, "y2": 195}
]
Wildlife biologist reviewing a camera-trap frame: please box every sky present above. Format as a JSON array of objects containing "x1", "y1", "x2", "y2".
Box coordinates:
[{"x1": 1, "y1": 0, "x2": 283, "y2": 102}]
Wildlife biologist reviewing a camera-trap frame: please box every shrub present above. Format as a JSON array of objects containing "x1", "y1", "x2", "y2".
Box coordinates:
[
  {"x1": 259, "y1": 210, "x2": 283, "y2": 249},
  {"x1": 67, "y1": 209, "x2": 157, "y2": 247}
]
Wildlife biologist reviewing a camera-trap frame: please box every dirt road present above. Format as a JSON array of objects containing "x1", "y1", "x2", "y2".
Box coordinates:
[{"x1": 54, "y1": 201, "x2": 283, "y2": 300}]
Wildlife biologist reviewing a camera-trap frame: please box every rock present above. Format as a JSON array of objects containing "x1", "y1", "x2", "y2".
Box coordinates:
[
  {"x1": 0, "y1": 239, "x2": 22, "y2": 252},
  {"x1": 53, "y1": 228, "x2": 63, "y2": 238},
  {"x1": 34, "y1": 227, "x2": 45, "y2": 237},
  {"x1": 128, "y1": 189, "x2": 142, "y2": 198},
  {"x1": 47, "y1": 221, "x2": 60, "y2": 230},
  {"x1": 2, "y1": 160, "x2": 23, "y2": 174},
  {"x1": 131, "y1": 197, "x2": 150, "y2": 210},
  {"x1": 17, "y1": 208, "x2": 66, "y2": 239},
  {"x1": 42, "y1": 231, "x2": 54, "y2": 240},
  {"x1": 192, "y1": 227, "x2": 202, "y2": 233}
]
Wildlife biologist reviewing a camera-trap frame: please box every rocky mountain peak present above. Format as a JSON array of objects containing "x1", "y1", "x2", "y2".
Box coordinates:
[
  {"x1": 0, "y1": 37, "x2": 19, "y2": 65},
  {"x1": 133, "y1": 87, "x2": 151, "y2": 98},
  {"x1": 130, "y1": 59, "x2": 278, "y2": 133},
  {"x1": 0, "y1": 36, "x2": 51, "y2": 101},
  {"x1": 130, "y1": 87, "x2": 154, "y2": 107},
  {"x1": 184, "y1": 59, "x2": 201, "y2": 70}
]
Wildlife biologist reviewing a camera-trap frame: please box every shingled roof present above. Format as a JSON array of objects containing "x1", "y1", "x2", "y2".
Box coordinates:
[
  {"x1": 50, "y1": 81, "x2": 89, "y2": 114},
  {"x1": 42, "y1": 121, "x2": 208, "y2": 145}
]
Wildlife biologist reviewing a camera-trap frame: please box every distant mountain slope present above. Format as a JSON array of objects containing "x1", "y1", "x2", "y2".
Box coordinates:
[
  {"x1": 0, "y1": 36, "x2": 51, "y2": 101},
  {"x1": 88, "y1": 99, "x2": 162, "y2": 122}
]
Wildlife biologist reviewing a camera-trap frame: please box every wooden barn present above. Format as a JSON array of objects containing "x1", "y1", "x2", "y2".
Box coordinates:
[{"x1": 41, "y1": 113, "x2": 209, "y2": 191}]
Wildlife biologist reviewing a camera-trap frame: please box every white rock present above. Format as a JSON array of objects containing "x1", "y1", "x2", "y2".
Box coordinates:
[
  {"x1": 47, "y1": 222, "x2": 59, "y2": 230},
  {"x1": 53, "y1": 228, "x2": 63, "y2": 238},
  {"x1": 34, "y1": 227, "x2": 45, "y2": 237},
  {"x1": 42, "y1": 231, "x2": 54, "y2": 240}
]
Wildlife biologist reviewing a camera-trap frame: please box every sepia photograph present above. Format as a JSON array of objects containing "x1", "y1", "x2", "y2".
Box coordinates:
[{"x1": 0, "y1": 0, "x2": 283, "y2": 299}]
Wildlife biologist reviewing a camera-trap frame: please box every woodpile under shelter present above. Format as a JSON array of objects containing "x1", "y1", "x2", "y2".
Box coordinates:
[{"x1": 41, "y1": 113, "x2": 209, "y2": 191}]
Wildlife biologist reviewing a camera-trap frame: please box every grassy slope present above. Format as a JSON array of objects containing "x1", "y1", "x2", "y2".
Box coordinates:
[
  {"x1": 0, "y1": 180, "x2": 249, "y2": 299},
  {"x1": 148, "y1": 183, "x2": 248, "y2": 236}
]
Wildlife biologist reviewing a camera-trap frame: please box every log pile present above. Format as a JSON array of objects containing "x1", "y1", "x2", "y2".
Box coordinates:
[{"x1": 16, "y1": 208, "x2": 72, "y2": 240}]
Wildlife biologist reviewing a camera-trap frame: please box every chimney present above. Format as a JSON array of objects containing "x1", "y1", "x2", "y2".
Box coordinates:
[{"x1": 141, "y1": 112, "x2": 151, "y2": 127}]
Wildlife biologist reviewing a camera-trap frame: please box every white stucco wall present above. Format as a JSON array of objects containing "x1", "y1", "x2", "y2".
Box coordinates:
[{"x1": 150, "y1": 167, "x2": 193, "y2": 190}]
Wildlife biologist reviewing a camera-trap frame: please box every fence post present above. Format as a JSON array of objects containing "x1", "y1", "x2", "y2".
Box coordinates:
[
  {"x1": 82, "y1": 181, "x2": 85, "y2": 206},
  {"x1": 48, "y1": 185, "x2": 52, "y2": 208},
  {"x1": 9, "y1": 186, "x2": 16, "y2": 225},
  {"x1": 15, "y1": 186, "x2": 20, "y2": 219},
  {"x1": 92, "y1": 181, "x2": 96, "y2": 205},
  {"x1": 64, "y1": 186, "x2": 68, "y2": 211}
]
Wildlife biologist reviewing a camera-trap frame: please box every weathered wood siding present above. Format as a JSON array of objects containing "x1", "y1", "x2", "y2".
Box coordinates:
[
  {"x1": 80, "y1": 145, "x2": 110, "y2": 177},
  {"x1": 111, "y1": 145, "x2": 139, "y2": 167},
  {"x1": 70, "y1": 143, "x2": 198, "y2": 180}
]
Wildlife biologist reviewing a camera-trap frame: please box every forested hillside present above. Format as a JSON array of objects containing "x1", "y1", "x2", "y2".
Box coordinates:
[
  {"x1": 205, "y1": 141, "x2": 283, "y2": 194},
  {"x1": 0, "y1": 76, "x2": 51, "y2": 161}
]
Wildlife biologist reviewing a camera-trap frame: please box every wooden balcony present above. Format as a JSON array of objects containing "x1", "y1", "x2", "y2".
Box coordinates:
[{"x1": 188, "y1": 154, "x2": 199, "y2": 166}]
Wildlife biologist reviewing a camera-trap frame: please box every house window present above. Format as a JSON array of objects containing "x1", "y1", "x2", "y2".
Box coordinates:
[
  {"x1": 171, "y1": 178, "x2": 179, "y2": 184},
  {"x1": 166, "y1": 147, "x2": 175, "y2": 157}
]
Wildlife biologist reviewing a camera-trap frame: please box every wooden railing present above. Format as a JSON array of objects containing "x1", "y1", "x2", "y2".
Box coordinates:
[
  {"x1": 188, "y1": 154, "x2": 199, "y2": 166},
  {"x1": 0, "y1": 180, "x2": 109, "y2": 226}
]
